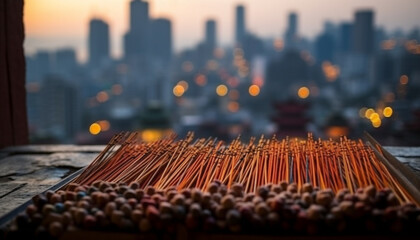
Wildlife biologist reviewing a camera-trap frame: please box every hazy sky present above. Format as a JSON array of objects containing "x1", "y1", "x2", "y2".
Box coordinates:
[{"x1": 25, "y1": 0, "x2": 420, "y2": 62}]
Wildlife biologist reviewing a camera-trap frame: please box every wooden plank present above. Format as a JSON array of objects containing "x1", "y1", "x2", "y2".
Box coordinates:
[{"x1": 364, "y1": 132, "x2": 420, "y2": 206}]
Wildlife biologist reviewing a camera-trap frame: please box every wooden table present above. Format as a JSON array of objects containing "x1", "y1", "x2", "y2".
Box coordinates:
[{"x1": 0, "y1": 145, "x2": 419, "y2": 218}]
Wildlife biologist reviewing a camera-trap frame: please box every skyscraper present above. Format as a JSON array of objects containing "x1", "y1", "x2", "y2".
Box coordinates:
[
  {"x1": 151, "y1": 18, "x2": 172, "y2": 64},
  {"x1": 352, "y1": 10, "x2": 374, "y2": 55},
  {"x1": 88, "y1": 18, "x2": 110, "y2": 68},
  {"x1": 285, "y1": 12, "x2": 298, "y2": 49},
  {"x1": 235, "y1": 5, "x2": 246, "y2": 46},
  {"x1": 339, "y1": 22, "x2": 353, "y2": 53},
  {"x1": 124, "y1": 0, "x2": 150, "y2": 59},
  {"x1": 205, "y1": 19, "x2": 217, "y2": 51},
  {"x1": 55, "y1": 48, "x2": 77, "y2": 77}
]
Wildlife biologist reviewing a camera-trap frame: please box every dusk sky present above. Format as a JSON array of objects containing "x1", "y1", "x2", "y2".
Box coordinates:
[{"x1": 25, "y1": 0, "x2": 420, "y2": 62}]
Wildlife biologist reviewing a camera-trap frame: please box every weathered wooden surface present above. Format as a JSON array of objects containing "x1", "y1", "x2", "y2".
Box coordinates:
[
  {"x1": 0, "y1": 145, "x2": 419, "y2": 218},
  {"x1": 0, "y1": 145, "x2": 103, "y2": 217}
]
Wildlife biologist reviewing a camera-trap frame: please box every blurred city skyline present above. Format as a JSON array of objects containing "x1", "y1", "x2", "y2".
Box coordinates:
[{"x1": 25, "y1": 0, "x2": 420, "y2": 62}]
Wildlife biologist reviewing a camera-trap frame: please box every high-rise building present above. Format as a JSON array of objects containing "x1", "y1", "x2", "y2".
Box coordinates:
[
  {"x1": 88, "y1": 18, "x2": 110, "y2": 68},
  {"x1": 315, "y1": 32, "x2": 335, "y2": 63},
  {"x1": 352, "y1": 10, "x2": 374, "y2": 55},
  {"x1": 55, "y1": 48, "x2": 77, "y2": 77},
  {"x1": 151, "y1": 18, "x2": 172, "y2": 64},
  {"x1": 339, "y1": 22, "x2": 353, "y2": 53},
  {"x1": 285, "y1": 12, "x2": 298, "y2": 49},
  {"x1": 124, "y1": 0, "x2": 150, "y2": 59},
  {"x1": 235, "y1": 5, "x2": 246, "y2": 46},
  {"x1": 205, "y1": 19, "x2": 217, "y2": 51}
]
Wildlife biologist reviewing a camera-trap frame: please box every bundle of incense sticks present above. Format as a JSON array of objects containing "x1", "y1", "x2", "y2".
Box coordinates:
[{"x1": 69, "y1": 132, "x2": 414, "y2": 204}]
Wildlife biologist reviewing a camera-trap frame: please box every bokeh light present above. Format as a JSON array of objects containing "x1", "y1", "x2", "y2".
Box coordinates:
[
  {"x1": 248, "y1": 84, "x2": 260, "y2": 96},
  {"x1": 216, "y1": 84, "x2": 228, "y2": 96},
  {"x1": 89, "y1": 123, "x2": 101, "y2": 135},
  {"x1": 297, "y1": 87, "x2": 310, "y2": 99},
  {"x1": 383, "y1": 107, "x2": 393, "y2": 118},
  {"x1": 173, "y1": 85, "x2": 185, "y2": 97}
]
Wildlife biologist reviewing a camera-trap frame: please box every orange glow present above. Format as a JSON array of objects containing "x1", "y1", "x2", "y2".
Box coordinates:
[
  {"x1": 141, "y1": 129, "x2": 163, "y2": 143},
  {"x1": 111, "y1": 84, "x2": 123, "y2": 95},
  {"x1": 89, "y1": 123, "x2": 101, "y2": 135},
  {"x1": 248, "y1": 84, "x2": 260, "y2": 96},
  {"x1": 297, "y1": 87, "x2": 310, "y2": 99},
  {"x1": 400, "y1": 75, "x2": 409, "y2": 85},
  {"x1": 98, "y1": 120, "x2": 110, "y2": 131},
  {"x1": 96, "y1": 91, "x2": 109, "y2": 103},
  {"x1": 381, "y1": 39, "x2": 396, "y2": 50},
  {"x1": 229, "y1": 89, "x2": 240, "y2": 100},
  {"x1": 216, "y1": 84, "x2": 228, "y2": 96},
  {"x1": 227, "y1": 101, "x2": 239, "y2": 112},
  {"x1": 372, "y1": 118, "x2": 382, "y2": 128},
  {"x1": 326, "y1": 126, "x2": 349, "y2": 139},
  {"x1": 178, "y1": 80, "x2": 189, "y2": 90},
  {"x1": 182, "y1": 61, "x2": 194, "y2": 72},
  {"x1": 195, "y1": 74, "x2": 207, "y2": 86},
  {"x1": 173, "y1": 85, "x2": 185, "y2": 97},
  {"x1": 383, "y1": 107, "x2": 393, "y2": 118},
  {"x1": 322, "y1": 61, "x2": 340, "y2": 82},
  {"x1": 365, "y1": 108, "x2": 375, "y2": 119}
]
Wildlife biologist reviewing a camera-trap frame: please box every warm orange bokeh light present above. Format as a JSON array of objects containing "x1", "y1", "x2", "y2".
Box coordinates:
[
  {"x1": 400, "y1": 75, "x2": 409, "y2": 85},
  {"x1": 227, "y1": 101, "x2": 239, "y2": 112},
  {"x1": 173, "y1": 85, "x2": 185, "y2": 97},
  {"x1": 96, "y1": 91, "x2": 109, "y2": 103},
  {"x1": 216, "y1": 84, "x2": 228, "y2": 96},
  {"x1": 248, "y1": 84, "x2": 260, "y2": 96},
  {"x1": 89, "y1": 123, "x2": 101, "y2": 135},
  {"x1": 297, "y1": 87, "x2": 310, "y2": 99}
]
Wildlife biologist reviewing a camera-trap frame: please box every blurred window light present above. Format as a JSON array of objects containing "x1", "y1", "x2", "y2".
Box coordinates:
[
  {"x1": 141, "y1": 129, "x2": 163, "y2": 143},
  {"x1": 213, "y1": 48, "x2": 225, "y2": 59},
  {"x1": 369, "y1": 113, "x2": 380, "y2": 122},
  {"x1": 372, "y1": 118, "x2": 382, "y2": 128},
  {"x1": 96, "y1": 91, "x2": 109, "y2": 103},
  {"x1": 383, "y1": 107, "x2": 393, "y2": 118},
  {"x1": 195, "y1": 74, "x2": 207, "y2": 86},
  {"x1": 381, "y1": 39, "x2": 396, "y2": 50},
  {"x1": 216, "y1": 84, "x2": 228, "y2": 96},
  {"x1": 227, "y1": 101, "x2": 239, "y2": 112},
  {"x1": 297, "y1": 87, "x2": 310, "y2": 99},
  {"x1": 399, "y1": 75, "x2": 409, "y2": 85},
  {"x1": 248, "y1": 84, "x2": 260, "y2": 96},
  {"x1": 322, "y1": 61, "x2": 340, "y2": 82},
  {"x1": 173, "y1": 85, "x2": 185, "y2": 97},
  {"x1": 89, "y1": 123, "x2": 101, "y2": 135}
]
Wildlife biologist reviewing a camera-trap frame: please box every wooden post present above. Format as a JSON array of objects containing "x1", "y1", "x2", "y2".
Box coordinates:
[{"x1": 0, "y1": 0, "x2": 28, "y2": 148}]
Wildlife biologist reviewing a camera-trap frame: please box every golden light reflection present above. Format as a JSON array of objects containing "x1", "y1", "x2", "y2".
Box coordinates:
[
  {"x1": 248, "y1": 84, "x2": 260, "y2": 96},
  {"x1": 383, "y1": 107, "x2": 393, "y2": 118},
  {"x1": 400, "y1": 75, "x2": 409, "y2": 85},
  {"x1": 141, "y1": 129, "x2": 163, "y2": 143},
  {"x1": 96, "y1": 91, "x2": 109, "y2": 103},
  {"x1": 173, "y1": 85, "x2": 185, "y2": 97},
  {"x1": 89, "y1": 123, "x2": 101, "y2": 135},
  {"x1": 297, "y1": 87, "x2": 310, "y2": 99},
  {"x1": 369, "y1": 113, "x2": 380, "y2": 122},
  {"x1": 365, "y1": 108, "x2": 375, "y2": 119},
  {"x1": 372, "y1": 118, "x2": 382, "y2": 128},
  {"x1": 216, "y1": 84, "x2": 228, "y2": 96},
  {"x1": 227, "y1": 101, "x2": 239, "y2": 112}
]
